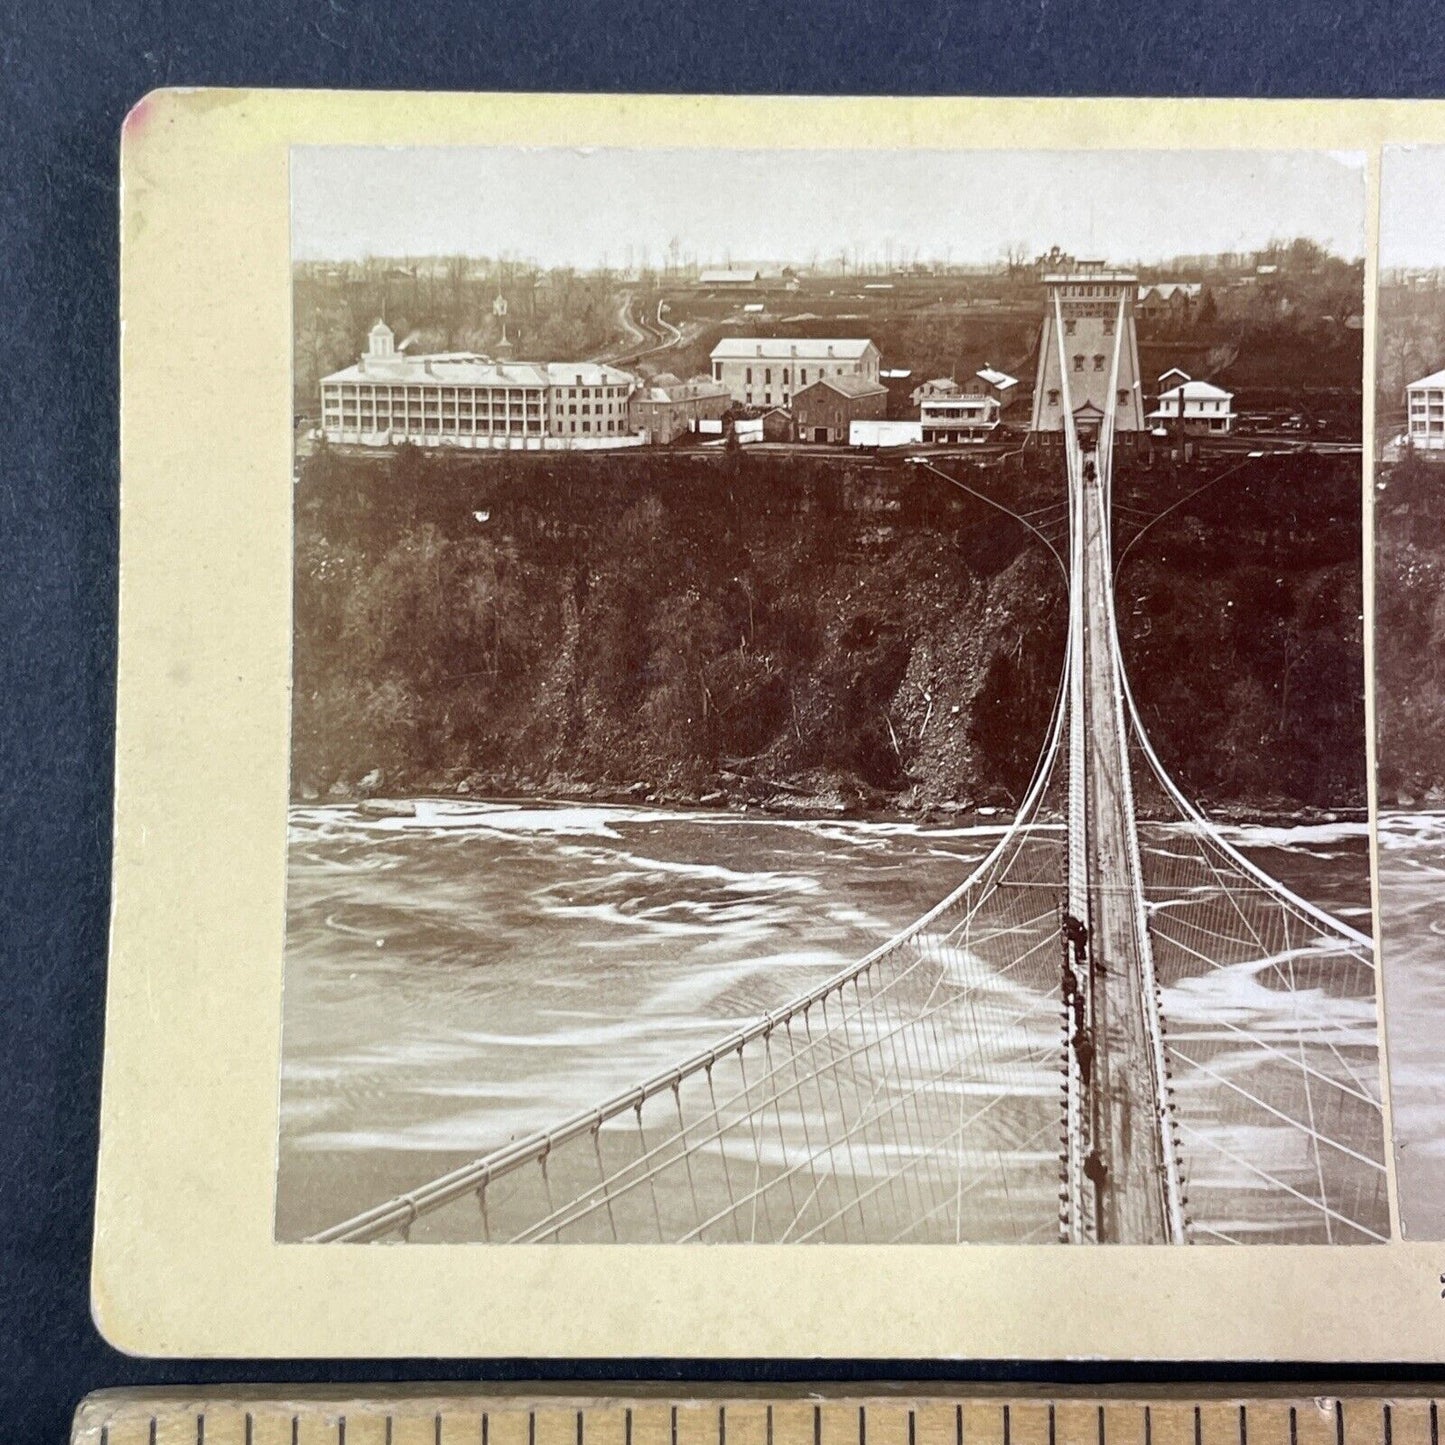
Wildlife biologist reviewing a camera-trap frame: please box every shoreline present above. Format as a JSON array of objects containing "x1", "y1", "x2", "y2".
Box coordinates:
[{"x1": 294, "y1": 775, "x2": 1369, "y2": 831}]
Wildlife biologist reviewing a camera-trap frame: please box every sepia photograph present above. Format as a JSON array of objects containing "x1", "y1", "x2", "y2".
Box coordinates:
[
  {"x1": 1371, "y1": 143, "x2": 1445, "y2": 1241},
  {"x1": 275, "y1": 144, "x2": 1385, "y2": 1248}
]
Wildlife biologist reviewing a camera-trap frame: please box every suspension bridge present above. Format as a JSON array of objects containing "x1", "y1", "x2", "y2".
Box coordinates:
[{"x1": 310, "y1": 288, "x2": 1389, "y2": 1248}]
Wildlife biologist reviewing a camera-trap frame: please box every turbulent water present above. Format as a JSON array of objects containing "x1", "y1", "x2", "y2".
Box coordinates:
[
  {"x1": 1377, "y1": 811, "x2": 1445, "y2": 1240},
  {"x1": 275, "y1": 798, "x2": 1381, "y2": 1242}
]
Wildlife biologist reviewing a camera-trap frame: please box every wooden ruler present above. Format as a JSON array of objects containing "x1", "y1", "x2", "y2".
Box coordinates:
[{"x1": 70, "y1": 1390, "x2": 1443, "y2": 1445}]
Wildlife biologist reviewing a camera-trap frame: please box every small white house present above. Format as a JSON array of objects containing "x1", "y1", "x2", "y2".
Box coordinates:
[
  {"x1": 1406, "y1": 368, "x2": 1445, "y2": 450},
  {"x1": 910, "y1": 376, "x2": 962, "y2": 406},
  {"x1": 1146, "y1": 371, "x2": 1235, "y2": 435}
]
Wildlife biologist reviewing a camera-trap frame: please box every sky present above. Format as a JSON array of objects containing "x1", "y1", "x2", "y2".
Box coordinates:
[
  {"x1": 292, "y1": 147, "x2": 1365, "y2": 269},
  {"x1": 1380, "y1": 146, "x2": 1445, "y2": 270}
]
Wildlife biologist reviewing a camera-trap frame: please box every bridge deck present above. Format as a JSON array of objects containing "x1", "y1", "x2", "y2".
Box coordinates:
[{"x1": 1078, "y1": 465, "x2": 1174, "y2": 1244}]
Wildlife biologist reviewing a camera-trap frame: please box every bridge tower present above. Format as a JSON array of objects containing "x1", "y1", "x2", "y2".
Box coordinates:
[{"x1": 1030, "y1": 261, "x2": 1146, "y2": 443}]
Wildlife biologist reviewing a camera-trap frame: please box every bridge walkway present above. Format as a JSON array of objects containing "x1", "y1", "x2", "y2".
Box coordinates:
[{"x1": 1077, "y1": 457, "x2": 1178, "y2": 1244}]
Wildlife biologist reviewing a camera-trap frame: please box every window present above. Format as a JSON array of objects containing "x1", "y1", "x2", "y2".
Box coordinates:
[
  {"x1": 1064, "y1": 318, "x2": 1076, "y2": 335},
  {"x1": 1093, "y1": 355, "x2": 1105, "y2": 371},
  {"x1": 783, "y1": 369, "x2": 790, "y2": 384},
  {"x1": 1073, "y1": 355, "x2": 1084, "y2": 372},
  {"x1": 582, "y1": 421, "x2": 591, "y2": 433},
  {"x1": 713, "y1": 362, "x2": 722, "y2": 381},
  {"x1": 801, "y1": 369, "x2": 808, "y2": 383},
  {"x1": 1117, "y1": 390, "x2": 1129, "y2": 406},
  {"x1": 746, "y1": 367, "x2": 753, "y2": 384},
  {"x1": 764, "y1": 368, "x2": 771, "y2": 384},
  {"x1": 1048, "y1": 389, "x2": 1060, "y2": 407}
]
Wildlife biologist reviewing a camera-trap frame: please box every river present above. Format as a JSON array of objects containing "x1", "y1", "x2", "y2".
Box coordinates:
[
  {"x1": 274, "y1": 798, "x2": 1389, "y2": 1242},
  {"x1": 1376, "y1": 811, "x2": 1445, "y2": 1239}
]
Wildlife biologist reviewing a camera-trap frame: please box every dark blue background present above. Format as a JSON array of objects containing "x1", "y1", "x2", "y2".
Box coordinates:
[{"x1": 5, "y1": 5, "x2": 1445, "y2": 1442}]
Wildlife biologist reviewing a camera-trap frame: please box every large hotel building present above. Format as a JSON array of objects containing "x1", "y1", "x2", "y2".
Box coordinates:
[{"x1": 320, "y1": 321, "x2": 642, "y2": 449}]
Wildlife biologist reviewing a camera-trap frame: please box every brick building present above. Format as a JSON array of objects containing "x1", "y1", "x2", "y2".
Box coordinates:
[
  {"x1": 629, "y1": 373, "x2": 732, "y2": 444},
  {"x1": 792, "y1": 374, "x2": 889, "y2": 443}
]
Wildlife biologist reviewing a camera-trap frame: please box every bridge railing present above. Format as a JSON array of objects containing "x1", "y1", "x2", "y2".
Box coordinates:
[{"x1": 311, "y1": 617, "x2": 1078, "y2": 1245}]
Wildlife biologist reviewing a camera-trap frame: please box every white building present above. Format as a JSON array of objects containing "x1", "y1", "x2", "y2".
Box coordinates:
[
  {"x1": 850, "y1": 419, "x2": 923, "y2": 448},
  {"x1": 910, "y1": 368, "x2": 1018, "y2": 411},
  {"x1": 974, "y1": 365, "x2": 1020, "y2": 411},
  {"x1": 709, "y1": 337, "x2": 881, "y2": 408},
  {"x1": 1406, "y1": 368, "x2": 1445, "y2": 450},
  {"x1": 910, "y1": 376, "x2": 962, "y2": 406},
  {"x1": 920, "y1": 394, "x2": 1000, "y2": 443},
  {"x1": 319, "y1": 321, "x2": 641, "y2": 449},
  {"x1": 1146, "y1": 370, "x2": 1235, "y2": 435},
  {"x1": 698, "y1": 268, "x2": 763, "y2": 287}
]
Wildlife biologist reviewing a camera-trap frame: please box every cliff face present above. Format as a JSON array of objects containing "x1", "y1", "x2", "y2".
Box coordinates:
[
  {"x1": 1115, "y1": 454, "x2": 1367, "y2": 811},
  {"x1": 291, "y1": 445, "x2": 1365, "y2": 814},
  {"x1": 1376, "y1": 455, "x2": 1445, "y2": 805}
]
